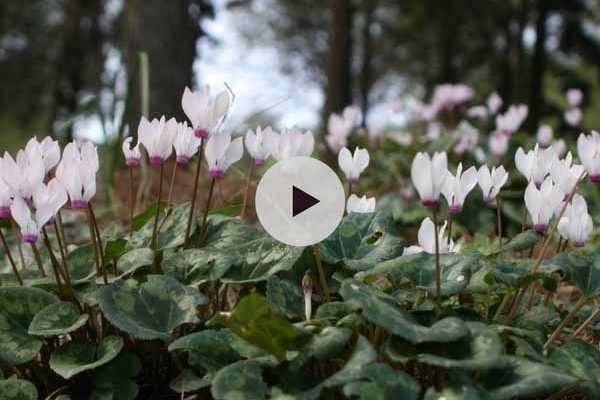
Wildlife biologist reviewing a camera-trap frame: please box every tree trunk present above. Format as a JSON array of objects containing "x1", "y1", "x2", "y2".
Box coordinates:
[
  {"x1": 359, "y1": 0, "x2": 376, "y2": 127},
  {"x1": 323, "y1": 0, "x2": 354, "y2": 127},
  {"x1": 528, "y1": 0, "x2": 548, "y2": 132}
]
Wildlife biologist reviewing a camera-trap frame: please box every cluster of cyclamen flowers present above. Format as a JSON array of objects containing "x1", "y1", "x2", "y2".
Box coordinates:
[{"x1": 406, "y1": 130, "x2": 600, "y2": 255}]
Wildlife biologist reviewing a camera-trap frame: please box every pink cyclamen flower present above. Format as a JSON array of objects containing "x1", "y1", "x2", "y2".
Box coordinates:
[
  {"x1": 0, "y1": 149, "x2": 45, "y2": 201},
  {"x1": 173, "y1": 121, "x2": 201, "y2": 165},
  {"x1": 477, "y1": 165, "x2": 508, "y2": 204},
  {"x1": 411, "y1": 152, "x2": 448, "y2": 208},
  {"x1": 245, "y1": 126, "x2": 273, "y2": 166},
  {"x1": 138, "y1": 116, "x2": 178, "y2": 165},
  {"x1": 55, "y1": 141, "x2": 99, "y2": 209},
  {"x1": 338, "y1": 147, "x2": 369, "y2": 184},
  {"x1": 25, "y1": 136, "x2": 61, "y2": 175},
  {"x1": 181, "y1": 86, "x2": 230, "y2": 139},
  {"x1": 346, "y1": 194, "x2": 376, "y2": 214},
  {"x1": 205, "y1": 133, "x2": 244, "y2": 179},
  {"x1": 302, "y1": 271, "x2": 313, "y2": 321},
  {"x1": 325, "y1": 105, "x2": 360, "y2": 152},
  {"x1": 577, "y1": 131, "x2": 600, "y2": 183},
  {"x1": 441, "y1": 163, "x2": 477, "y2": 214},
  {"x1": 267, "y1": 128, "x2": 314, "y2": 161},
  {"x1": 566, "y1": 88, "x2": 583, "y2": 108},
  {"x1": 487, "y1": 92, "x2": 503, "y2": 114},
  {"x1": 402, "y1": 217, "x2": 459, "y2": 255},
  {"x1": 565, "y1": 108, "x2": 582, "y2": 127},
  {"x1": 558, "y1": 194, "x2": 592, "y2": 247},
  {"x1": 495, "y1": 104, "x2": 528, "y2": 136},
  {"x1": 0, "y1": 176, "x2": 13, "y2": 219},
  {"x1": 536, "y1": 125, "x2": 553, "y2": 148},
  {"x1": 524, "y1": 178, "x2": 563, "y2": 234},
  {"x1": 122, "y1": 137, "x2": 141, "y2": 167}
]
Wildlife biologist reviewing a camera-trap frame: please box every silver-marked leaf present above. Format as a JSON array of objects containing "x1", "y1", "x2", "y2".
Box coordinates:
[
  {"x1": 343, "y1": 363, "x2": 420, "y2": 400},
  {"x1": 128, "y1": 203, "x2": 191, "y2": 250},
  {"x1": 168, "y1": 329, "x2": 240, "y2": 371},
  {"x1": 28, "y1": 302, "x2": 88, "y2": 337},
  {"x1": 99, "y1": 275, "x2": 206, "y2": 341},
  {"x1": 116, "y1": 248, "x2": 154, "y2": 278},
  {"x1": 50, "y1": 336, "x2": 123, "y2": 379},
  {"x1": 340, "y1": 280, "x2": 469, "y2": 344},
  {"x1": 547, "y1": 340, "x2": 600, "y2": 397},
  {"x1": 91, "y1": 351, "x2": 141, "y2": 400},
  {"x1": 211, "y1": 360, "x2": 267, "y2": 400},
  {"x1": 0, "y1": 378, "x2": 38, "y2": 400},
  {"x1": 170, "y1": 369, "x2": 213, "y2": 394},
  {"x1": 0, "y1": 287, "x2": 59, "y2": 364},
  {"x1": 290, "y1": 327, "x2": 352, "y2": 368},
  {"x1": 319, "y1": 211, "x2": 404, "y2": 270},
  {"x1": 66, "y1": 244, "x2": 97, "y2": 282},
  {"x1": 267, "y1": 276, "x2": 304, "y2": 319},
  {"x1": 500, "y1": 231, "x2": 540, "y2": 253}
]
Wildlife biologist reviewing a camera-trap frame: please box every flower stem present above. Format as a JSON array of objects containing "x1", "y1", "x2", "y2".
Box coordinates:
[
  {"x1": 57, "y1": 211, "x2": 68, "y2": 254},
  {"x1": 150, "y1": 164, "x2": 165, "y2": 250},
  {"x1": 240, "y1": 161, "x2": 255, "y2": 220},
  {"x1": 30, "y1": 242, "x2": 47, "y2": 277},
  {"x1": 86, "y1": 206, "x2": 103, "y2": 283},
  {"x1": 41, "y1": 227, "x2": 66, "y2": 297},
  {"x1": 496, "y1": 197, "x2": 502, "y2": 250},
  {"x1": 10, "y1": 219, "x2": 26, "y2": 269},
  {"x1": 128, "y1": 166, "x2": 135, "y2": 237},
  {"x1": 0, "y1": 227, "x2": 22, "y2": 286},
  {"x1": 493, "y1": 289, "x2": 511, "y2": 321},
  {"x1": 185, "y1": 139, "x2": 205, "y2": 246},
  {"x1": 432, "y1": 207, "x2": 441, "y2": 304},
  {"x1": 348, "y1": 182, "x2": 353, "y2": 196},
  {"x1": 544, "y1": 296, "x2": 587, "y2": 349},
  {"x1": 312, "y1": 244, "x2": 330, "y2": 303},
  {"x1": 446, "y1": 215, "x2": 453, "y2": 246},
  {"x1": 554, "y1": 237, "x2": 563, "y2": 255},
  {"x1": 88, "y1": 203, "x2": 105, "y2": 269},
  {"x1": 167, "y1": 162, "x2": 178, "y2": 207},
  {"x1": 570, "y1": 306, "x2": 600, "y2": 339},
  {"x1": 53, "y1": 220, "x2": 70, "y2": 284},
  {"x1": 197, "y1": 177, "x2": 216, "y2": 247}
]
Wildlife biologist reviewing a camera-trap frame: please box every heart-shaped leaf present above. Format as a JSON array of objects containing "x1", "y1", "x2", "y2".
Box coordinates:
[
  {"x1": 546, "y1": 340, "x2": 600, "y2": 397},
  {"x1": 500, "y1": 231, "x2": 540, "y2": 253},
  {"x1": 267, "y1": 276, "x2": 304, "y2": 319},
  {"x1": 50, "y1": 335, "x2": 124, "y2": 379},
  {"x1": 343, "y1": 363, "x2": 420, "y2": 400},
  {"x1": 210, "y1": 360, "x2": 267, "y2": 400},
  {"x1": 0, "y1": 287, "x2": 58, "y2": 364},
  {"x1": 0, "y1": 377, "x2": 38, "y2": 400},
  {"x1": 128, "y1": 203, "x2": 191, "y2": 250},
  {"x1": 28, "y1": 302, "x2": 88, "y2": 337},
  {"x1": 168, "y1": 329, "x2": 240, "y2": 371},
  {"x1": 290, "y1": 327, "x2": 352, "y2": 368},
  {"x1": 319, "y1": 211, "x2": 404, "y2": 270},
  {"x1": 116, "y1": 248, "x2": 154, "y2": 278},
  {"x1": 99, "y1": 275, "x2": 206, "y2": 341},
  {"x1": 170, "y1": 369, "x2": 213, "y2": 394}
]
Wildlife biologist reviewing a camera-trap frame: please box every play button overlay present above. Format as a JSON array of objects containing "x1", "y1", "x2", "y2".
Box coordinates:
[
  {"x1": 255, "y1": 157, "x2": 345, "y2": 247},
  {"x1": 292, "y1": 186, "x2": 319, "y2": 216}
]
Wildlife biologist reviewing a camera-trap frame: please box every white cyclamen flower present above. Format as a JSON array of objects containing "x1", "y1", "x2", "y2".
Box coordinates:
[
  {"x1": 0, "y1": 176, "x2": 13, "y2": 219},
  {"x1": 441, "y1": 163, "x2": 477, "y2": 214},
  {"x1": 477, "y1": 165, "x2": 508, "y2": 204},
  {"x1": 411, "y1": 152, "x2": 448, "y2": 208},
  {"x1": 173, "y1": 121, "x2": 201, "y2": 165},
  {"x1": 402, "y1": 217, "x2": 459, "y2": 256},
  {"x1": 524, "y1": 178, "x2": 563, "y2": 234},
  {"x1": 325, "y1": 105, "x2": 360, "y2": 152},
  {"x1": 577, "y1": 131, "x2": 600, "y2": 183},
  {"x1": 338, "y1": 147, "x2": 369, "y2": 184},
  {"x1": 453, "y1": 121, "x2": 479, "y2": 155},
  {"x1": 515, "y1": 145, "x2": 557, "y2": 186},
  {"x1": 567, "y1": 88, "x2": 583, "y2": 108},
  {"x1": 245, "y1": 126, "x2": 273, "y2": 166},
  {"x1": 32, "y1": 179, "x2": 68, "y2": 228},
  {"x1": 536, "y1": 125, "x2": 553, "y2": 148},
  {"x1": 346, "y1": 194, "x2": 376, "y2": 214},
  {"x1": 55, "y1": 142, "x2": 98, "y2": 209},
  {"x1": 558, "y1": 194, "x2": 593, "y2": 247},
  {"x1": 565, "y1": 108, "x2": 582, "y2": 127},
  {"x1": 467, "y1": 105, "x2": 488, "y2": 120},
  {"x1": 552, "y1": 139, "x2": 567, "y2": 157},
  {"x1": 489, "y1": 133, "x2": 509, "y2": 158},
  {"x1": 25, "y1": 136, "x2": 60, "y2": 174},
  {"x1": 487, "y1": 92, "x2": 503, "y2": 114},
  {"x1": 138, "y1": 116, "x2": 178, "y2": 165},
  {"x1": 495, "y1": 104, "x2": 528, "y2": 136},
  {"x1": 0, "y1": 149, "x2": 45, "y2": 200},
  {"x1": 181, "y1": 86, "x2": 230, "y2": 138},
  {"x1": 550, "y1": 154, "x2": 585, "y2": 199},
  {"x1": 204, "y1": 133, "x2": 244, "y2": 178},
  {"x1": 267, "y1": 128, "x2": 314, "y2": 161},
  {"x1": 122, "y1": 137, "x2": 141, "y2": 167}
]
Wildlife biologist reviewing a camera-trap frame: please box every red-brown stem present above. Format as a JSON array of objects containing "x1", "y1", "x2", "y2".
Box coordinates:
[
  {"x1": 544, "y1": 296, "x2": 587, "y2": 349},
  {"x1": 312, "y1": 244, "x2": 330, "y2": 303},
  {"x1": 150, "y1": 164, "x2": 165, "y2": 250},
  {"x1": 53, "y1": 220, "x2": 70, "y2": 284},
  {"x1": 0, "y1": 227, "x2": 22, "y2": 285},
  {"x1": 570, "y1": 306, "x2": 600, "y2": 339},
  {"x1": 167, "y1": 162, "x2": 178, "y2": 207},
  {"x1": 86, "y1": 206, "x2": 103, "y2": 283},
  {"x1": 11, "y1": 219, "x2": 25, "y2": 269},
  {"x1": 184, "y1": 139, "x2": 205, "y2": 246},
  {"x1": 30, "y1": 242, "x2": 47, "y2": 277},
  {"x1": 240, "y1": 162, "x2": 255, "y2": 219},
  {"x1": 57, "y1": 210, "x2": 68, "y2": 254},
  {"x1": 41, "y1": 227, "x2": 66, "y2": 297},
  {"x1": 446, "y1": 216, "x2": 453, "y2": 246},
  {"x1": 432, "y1": 207, "x2": 441, "y2": 304},
  {"x1": 88, "y1": 203, "x2": 105, "y2": 269},
  {"x1": 496, "y1": 197, "x2": 502, "y2": 250},
  {"x1": 129, "y1": 166, "x2": 135, "y2": 237},
  {"x1": 197, "y1": 177, "x2": 216, "y2": 247},
  {"x1": 348, "y1": 182, "x2": 353, "y2": 196},
  {"x1": 554, "y1": 237, "x2": 563, "y2": 255}
]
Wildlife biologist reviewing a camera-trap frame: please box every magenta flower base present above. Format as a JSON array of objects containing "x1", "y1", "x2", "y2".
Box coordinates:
[
  {"x1": 22, "y1": 234, "x2": 38, "y2": 244},
  {"x1": 573, "y1": 240, "x2": 585, "y2": 247},
  {"x1": 210, "y1": 170, "x2": 225, "y2": 179},
  {"x1": 533, "y1": 224, "x2": 548, "y2": 234},
  {"x1": 590, "y1": 175, "x2": 600, "y2": 184},
  {"x1": 483, "y1": 196, "x2": 495, "y2": 204},
  {"x1": 194, "y1": 129, "x2": 209, "y2": 139},
  {"x1": 349, "y1": 177, "x2": 359, "y2": 185},
  {"x1": 71, "y1": 200, "x2": 88, "y2": 210},
  {"x1": 421, "y1": 199, "x2": 438, "y2": 209},
  {"x1": 253, "y1": 159, "x2": 266, "y2": 167},
  {"x1": 125, "y1": 158, "x2": 140, "y2": 167},
  {"x1": 176, "y1": 155, "x2": 190, "y2": 165},
  {"x1": 149, "y1": 156, "x2": 165, "y2": 166},
  {"x1": 0, "y1": 207, "x2": 10, "y2": 219},
  {"x1": 448, "y1": 205, "x2": 463, "y2": 214}
]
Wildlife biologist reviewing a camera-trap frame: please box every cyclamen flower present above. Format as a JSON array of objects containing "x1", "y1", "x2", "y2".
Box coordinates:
[
  {"x1": 487, "y1": 92, "x2": 503, "y2": 114},
  {"x1": 550, "y1": 153, "x2": 585, "y2": 199},
  {"x1": 453, "y1": 121, "x2": 479, "y2": 155},
  {"x1": 477, "y1": 165, "x2": 508, "y2": 203},
  {"x1": 25, "y1": 136, "x2": 60, "y2": 174},
  {"x1": 577, "y1": 131, "x2": 600, "y2": 183},
  {"x1": 181, "y1": 86, "x2": 230, "y2": 138},
  {"x1": 565, "y1": 108, "x2": 582, "y2": 127},
  {"x1": 267, "y1": 128, "x2": 314, "y2": 161},
  {"x1": 302, "y1": 271, "x2": 313, "y2": 321},
  {"x1": 325, "y1": 105, "x2": 360, "y2": 152},
  {"x1": 122, "y1": 137, "x2": 141, "y2": 167},
  {"x1": 495, "y1": 104, "x2": 528, "y2": 136},
  {"x1": 515, "y1": 145, "x2": 557, "y2": 186},
  {"x1": 441, "y1": 163, "x2": 477, "y2": 214},
  {"x1": 32, "y1": 179, "x2": 68, "y2": 227},
  {"x1": 0, "y1": 177, "x2": 13, "y2": 219},
  {"x1": 430, "y1": 84, "x2": 474, "y2": 115},
  {"x1": 346, "y1": 194, "x2": 376, "y2": 214},
  {"x1": 173, "y1": 121, "x2": 201, "y2": 165},
  {"x1": 338, "y1": 147, "x2": 369, "y2": 184},
  {"x1": 138, "y1": 116, "x2": 178, "y2": 165},
  {"x1": 402, "y1": 217, "x2": 459, "y2": 256},
  {"x1": 0, "y1": 149, "x2": 45, "y2": 200},
  {"x1": 245, "y1": 126, "x2": 273, "y2": 166},
  {"x1": 467, "y1": 105, "x2": 487, "y2": 120},
  {"x1": 204, "y1": 133, "x2": 244, "y2": 178},
  {"x1": 55, "y1": 141, "x2": 98, "y2": 209},
  {"x1": 489, "y1": 133, "x2": 509, "y2": 158},
  {"x1": 558, "y1": 194, "x2": 593, "y2": 247},
  {"x1": 411, "y1": 152, "x2": 448, "y2": 208},
  {"x1": 552, "y1": 139, "x2": 567, "y2": 157},
  {"x1": 536, "y1": 125, "x2": 553, "y2": 148},
  {"x1": 524, "y1": 178, "x2": 563, "y2": 234},
  {"x1": 567, "y1": 89, "x2": 583, "y2": 108}
]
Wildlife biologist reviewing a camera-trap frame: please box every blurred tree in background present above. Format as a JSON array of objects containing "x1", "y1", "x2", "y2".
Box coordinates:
[{"x1": 1, "y1": 0, "x2": 600, "y2": 151}]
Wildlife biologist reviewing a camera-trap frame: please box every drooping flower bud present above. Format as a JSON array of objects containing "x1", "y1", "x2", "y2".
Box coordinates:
[{"x1": 302, "y1": 271, "x2": 313, "y2": 321}]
